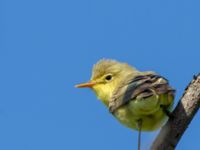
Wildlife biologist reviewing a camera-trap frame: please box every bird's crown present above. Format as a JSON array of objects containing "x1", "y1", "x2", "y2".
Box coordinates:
[{"x1": 91, "y1": 59, "x2": 138, "y2": 80}]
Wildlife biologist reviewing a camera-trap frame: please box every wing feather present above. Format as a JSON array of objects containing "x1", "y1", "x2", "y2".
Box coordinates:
[{"x1": 109, "y1": 73, "x2": 175, "y2": 113}]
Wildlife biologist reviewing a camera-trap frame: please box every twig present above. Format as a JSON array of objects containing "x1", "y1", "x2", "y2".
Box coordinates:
[{"x1": 151, "y1": 74, "x2": 200, "y2": 150}]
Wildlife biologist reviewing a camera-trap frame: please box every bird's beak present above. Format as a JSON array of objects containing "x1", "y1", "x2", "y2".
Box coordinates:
[{"x1": 75, "y1": 81, "x2": 96, "y2": 88}]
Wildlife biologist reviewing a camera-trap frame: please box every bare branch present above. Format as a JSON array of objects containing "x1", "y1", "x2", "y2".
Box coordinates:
[{"x1": 151, "y1": 74, "x2": 200, "y2": 150}]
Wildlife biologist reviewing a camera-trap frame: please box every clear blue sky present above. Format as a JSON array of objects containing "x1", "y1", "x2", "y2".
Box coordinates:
[{"x1": 0, "y1": 0, "x2": 200, "y2": 150}]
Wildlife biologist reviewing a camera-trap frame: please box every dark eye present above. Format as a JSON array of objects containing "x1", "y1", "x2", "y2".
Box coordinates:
[{"x1": 105, "y1": 75, "x2": 112, "y2": 81}]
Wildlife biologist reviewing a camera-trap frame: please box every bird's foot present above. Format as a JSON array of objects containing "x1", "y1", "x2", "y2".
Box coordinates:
[{"x1": 160, "y1": 105, "x2": 174, "y2": 118}]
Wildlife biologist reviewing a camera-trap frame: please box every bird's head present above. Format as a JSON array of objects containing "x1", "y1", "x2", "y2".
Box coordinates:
[{"x1": 75, "y1": 59, "x2": 139, "y2": 106}]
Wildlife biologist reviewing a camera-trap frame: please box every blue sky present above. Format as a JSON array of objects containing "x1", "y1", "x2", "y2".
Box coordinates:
[{"x1": 1, "y1": 0, "x2": 200, "y2": 150}]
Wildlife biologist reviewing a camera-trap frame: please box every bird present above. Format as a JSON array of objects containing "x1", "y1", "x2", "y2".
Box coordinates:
[{"x1": 75, "y1": 59, "x2": 175, "y2": 150}]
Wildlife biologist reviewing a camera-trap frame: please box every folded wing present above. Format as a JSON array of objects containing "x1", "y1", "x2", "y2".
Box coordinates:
[{"x1": 109, "y1": 73, "x2": 175, "y2": 113}]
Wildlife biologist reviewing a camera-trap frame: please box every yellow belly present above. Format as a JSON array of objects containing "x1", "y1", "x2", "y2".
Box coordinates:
[{"x1": 112, "y1": 94, "x2": 174, "y2": 131}]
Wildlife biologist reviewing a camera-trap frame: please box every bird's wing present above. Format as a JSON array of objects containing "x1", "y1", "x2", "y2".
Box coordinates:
[{"x1": 109, "y1": 72, "x2": 175, "y2": 113}]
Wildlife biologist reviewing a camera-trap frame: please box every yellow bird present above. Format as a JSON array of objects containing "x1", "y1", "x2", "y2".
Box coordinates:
[{"x1": 75, "y1": 59, "x2": 175, "y2": 150}]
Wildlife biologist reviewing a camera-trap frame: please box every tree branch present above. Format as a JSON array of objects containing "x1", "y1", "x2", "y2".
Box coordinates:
[{"x1": 151, "y1": 74, "x2": 200, "y2": 150}]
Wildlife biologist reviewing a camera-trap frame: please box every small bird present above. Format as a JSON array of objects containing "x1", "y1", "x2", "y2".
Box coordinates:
[{"x1": 75, "y1": 59, "x2": 175, "y2": 150}]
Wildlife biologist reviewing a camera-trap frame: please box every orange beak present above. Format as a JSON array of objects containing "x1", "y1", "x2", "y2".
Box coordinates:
[{"x1": 75, "y1": 81, "x2": 96, "y2": 88}]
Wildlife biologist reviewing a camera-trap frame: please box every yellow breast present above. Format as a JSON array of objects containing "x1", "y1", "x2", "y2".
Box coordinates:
[{"x1": 112, "y1": 94, "x2": 174, "y2": 131}]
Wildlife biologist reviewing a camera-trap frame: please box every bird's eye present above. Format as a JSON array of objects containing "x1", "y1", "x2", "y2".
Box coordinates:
[{"x1": 105, "y1": 75, "x2": 112, "y2": 81}]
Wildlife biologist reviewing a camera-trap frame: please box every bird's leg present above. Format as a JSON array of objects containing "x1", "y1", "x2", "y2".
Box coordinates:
[
  {"x1": 136, "y1": 119, "x2": 142, "y2": 150},
  {"x1": 160, "y1": 105, "x2": 174, "y2": 118}
]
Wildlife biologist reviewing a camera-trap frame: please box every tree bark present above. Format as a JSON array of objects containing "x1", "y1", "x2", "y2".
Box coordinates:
[{"x1": 151, "y1": 74, "x2": 200, "y2": 150}]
